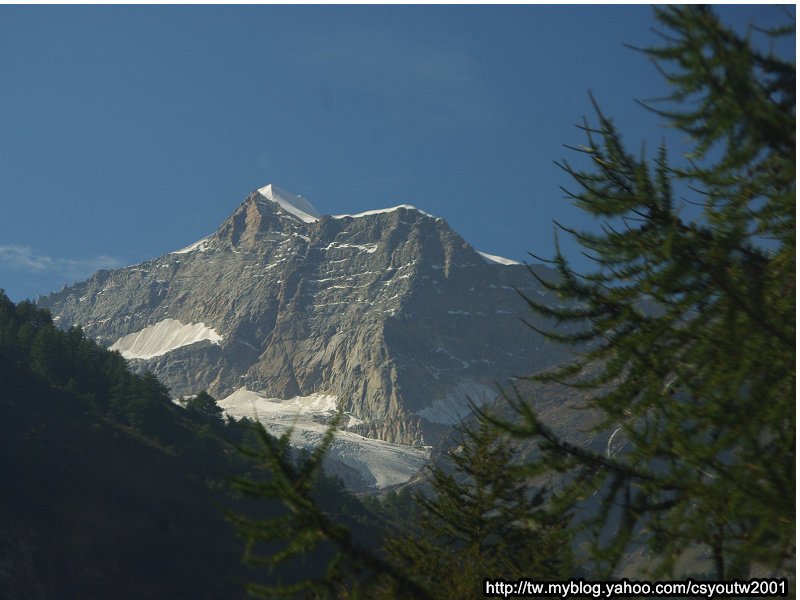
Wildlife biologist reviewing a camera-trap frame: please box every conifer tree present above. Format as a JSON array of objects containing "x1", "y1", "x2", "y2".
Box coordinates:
[
  {"x1": 231, "y1": 411, "x2": 571, "y2": 598},
  {"x1": 382, "y1": 414, "x2": 571, "y2": 599},
  {"x1": 231, "y1": 6, "x2": 794, "y2": 595},
  {"x1": 504, "y1": 5, "x2": 794, "y2": 578},
  {"x1": 227, "y1": 417, "x2": 434, "y2": 599},
  {"x1": 185, "y1": 390, "x2": 224, "y2": 421}
]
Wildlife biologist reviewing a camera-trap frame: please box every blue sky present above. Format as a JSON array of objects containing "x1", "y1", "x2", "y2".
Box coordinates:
[{"x1": 0, "y1": 5, "x2": 793, "y2": 301}]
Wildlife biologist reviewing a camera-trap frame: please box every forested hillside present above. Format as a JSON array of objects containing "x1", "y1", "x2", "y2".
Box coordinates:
[{"x1": 0, "y1": 292, "x2": 371, "y2": 599}]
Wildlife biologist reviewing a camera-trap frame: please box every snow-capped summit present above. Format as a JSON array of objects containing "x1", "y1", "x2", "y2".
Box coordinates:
[
  {"x1": 40, "y1": 183, "x2": 567, "y2": 457},
  {"x1": 257, "y1": 183, "x2": 319, "y2": 223}
]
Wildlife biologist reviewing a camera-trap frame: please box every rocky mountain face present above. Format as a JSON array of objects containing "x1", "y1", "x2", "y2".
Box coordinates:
[{"x1": 40, "y1": 184, "x2": 571, "y2": 445}]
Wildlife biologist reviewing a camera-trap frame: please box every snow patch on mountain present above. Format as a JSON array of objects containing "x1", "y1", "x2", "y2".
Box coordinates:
[
  {"x1": 220, "y1": 387, "x2": 338, "y2": 417},
  {"x1": 109, "y1": 319, "x2": 222, "y2": 360},
  {"x1": 417, "y1": 381, "x2": 496, "y2": 425},
  {"x1": 258, "y1": 183, "x2": 320, "y2": 223},
  {"x1": 172, "y1": 236, "x2": 212, "y2": 255},
  {"x1": 219, "y1": 387, "x2": 430, "y2": 489},
  {"x1": 477, "y1": 251, "x2": 522, "y2": 266},
  {"x1": 333, "y1": 205, "x2": 434, "y2": 219}
]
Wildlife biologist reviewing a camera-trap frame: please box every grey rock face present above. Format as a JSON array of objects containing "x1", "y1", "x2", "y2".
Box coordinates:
[{"x1": 39, "y1": 185, "x2": 571, "y2": 444}]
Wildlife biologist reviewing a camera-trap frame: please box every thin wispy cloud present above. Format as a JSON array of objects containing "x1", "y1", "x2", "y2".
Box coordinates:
[{"x1": 0, "y1": 245, "x2": 121, "y2": 279}]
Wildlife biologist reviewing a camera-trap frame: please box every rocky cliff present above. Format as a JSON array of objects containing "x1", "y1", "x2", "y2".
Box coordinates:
[{"x1": 40, "y1": 184, "x2": 570, "y2": 444}]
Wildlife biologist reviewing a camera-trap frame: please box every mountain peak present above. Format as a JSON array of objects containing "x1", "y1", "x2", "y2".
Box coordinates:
[
  {"x1": 257, "y1": 183, "x2": 320, "y2": 223},
  {"x1": 39, "y1": 180, "x2": 565, "y2": 475}
]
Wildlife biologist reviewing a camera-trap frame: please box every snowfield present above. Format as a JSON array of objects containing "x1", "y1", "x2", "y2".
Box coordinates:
[
  {"x1": 332, "y1": 205, "x2": 434, "y2": 219},
  {"x1": 219, "y1": 387, "x2": 430, "y2": 489},
  {"x1": 109, "y1": 319, "x2": 222, "y2": 360},
  {"x1": 258, "y1": 183, "x2": 320, "y2": 223}
]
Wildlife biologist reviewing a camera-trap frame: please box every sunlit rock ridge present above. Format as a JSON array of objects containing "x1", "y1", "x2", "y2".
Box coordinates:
[{"x1": 40, "y1": 183, "x2": 570, "y2": 447}]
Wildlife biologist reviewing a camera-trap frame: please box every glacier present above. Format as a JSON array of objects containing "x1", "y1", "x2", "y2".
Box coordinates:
[{"x1": 219, "y1": 387, "x2": 430, "y2": 489}]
